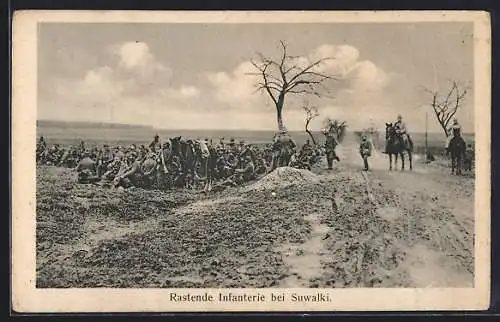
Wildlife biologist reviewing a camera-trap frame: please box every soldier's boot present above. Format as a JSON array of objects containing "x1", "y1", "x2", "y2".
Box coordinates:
[{"x1": 327, "y1": 157, "x2": 333, "y2": 170}]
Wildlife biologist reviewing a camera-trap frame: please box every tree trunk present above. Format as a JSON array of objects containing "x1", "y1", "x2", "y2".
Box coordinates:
[
  {"x1": 276, "y1": 107, "x2": 284, "y2": 131},
  {"x1": 276, "y1": 92, "x2": 285, "y2": 131},
  {"x1": 305, "y1": 121, "x2": 317, "y2": 145}
]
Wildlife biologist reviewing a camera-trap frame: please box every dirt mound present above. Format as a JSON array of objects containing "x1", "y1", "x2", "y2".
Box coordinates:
[{"x1": 243, "y1": 167, "x2": 320, "y2": 192}]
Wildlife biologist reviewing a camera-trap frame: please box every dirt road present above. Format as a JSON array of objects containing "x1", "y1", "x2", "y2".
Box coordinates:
[
  {"x1": 36, "y1": 137, "x2": 474, "y2": 288},
  {"x1": 279, "y1": 135, "x2": 474, "y2": 288}
]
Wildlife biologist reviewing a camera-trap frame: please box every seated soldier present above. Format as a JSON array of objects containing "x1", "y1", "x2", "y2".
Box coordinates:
[
  {"x1": 301, "y1": 139, "x2": 313, "y2": 155},
  {"x1": 76, "y1": 150, "x2": 99, "y2": 184},
  {"x1": 141, "y1": 152, "x2": 158, "y2": 189},
  {"x1": 114, "y1": 152, "x2": 142, "y2": 188},
  {"x1": 234, "y1": 155, "x2": 256, "y2": 183},
  {"x1": 101, "y1": 156, "x2": 123, "y2": 183}
]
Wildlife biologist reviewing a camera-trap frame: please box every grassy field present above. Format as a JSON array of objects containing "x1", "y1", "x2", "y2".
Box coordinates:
[{"x1": 37, "y1": 120, "x2": 474, "y2": 157}]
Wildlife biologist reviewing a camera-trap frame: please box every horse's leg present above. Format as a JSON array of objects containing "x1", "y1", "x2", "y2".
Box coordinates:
[
  {"x1": 457, "y1": 154, "x2": 462, "y2": 175},
  {"x1": 401, "y1": 152, "x2": 405, "y2": 171},
  {"x1": 408, "y1": 150, "x2": 413, "y2": 171},
  {"x1": 389, "y1": 154, "x2": 392, "y2": 171},
  {"x1": 395, "y1": 153, "x2": 399, "y2": 170}
]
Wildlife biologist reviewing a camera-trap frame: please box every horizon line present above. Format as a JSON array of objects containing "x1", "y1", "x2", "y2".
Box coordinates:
[{"x1": 36, "y1": 119, "x2": 475, "y2": 135}]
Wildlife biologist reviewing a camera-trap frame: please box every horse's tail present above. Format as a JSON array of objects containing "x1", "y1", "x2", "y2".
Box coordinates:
[{"x1": 408, "y1": 137, "x2": 414, "y2": 152}]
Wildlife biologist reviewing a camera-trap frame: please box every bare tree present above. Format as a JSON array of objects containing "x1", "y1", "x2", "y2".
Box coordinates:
[
  {"x1": 302, "y1": 103, "x2": 320, "y2": 145},
  {"x1": 423, "y1": 81, "x2": 470, "y2": 137},
  {"x1": 324, "y1": 118, "x2": 348, "y2": 143},
  {"x1": 248, "y1": 41, "x2": 337, "y2": 131}
]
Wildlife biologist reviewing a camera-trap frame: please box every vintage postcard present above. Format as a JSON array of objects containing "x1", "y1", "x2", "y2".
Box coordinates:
[{"x1": 12, "y1": 11, "x2": 491, "y2": 312}]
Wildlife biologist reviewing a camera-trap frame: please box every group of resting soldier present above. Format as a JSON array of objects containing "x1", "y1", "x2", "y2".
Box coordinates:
[{"x1": 36, "y1": 133, "x2": 327, "y2": 191}]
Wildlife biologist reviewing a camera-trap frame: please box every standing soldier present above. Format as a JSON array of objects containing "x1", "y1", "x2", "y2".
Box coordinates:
[
  {"x1": 359, "y1": 134, "x2": 373, "y2": 171},
  {"x1": 149, "y1": 134, "x2": 162, "y2": 153},
  {"x1": 97, "y1": 144, "x2": 113, "y2": 177},
  {"x1": 79, "y1": 140, "x2": 86, "y2": 154},
  {"x1": 324, "y1": 130, "x2": 340, "y2": 170},
  {"x1": 464, "y1": 143, "x2": 474, "y2": 171},
  {"x1": 237, "y1": 140, "x2": 245, "y2": 155},
  {"x1": 273, "y1": 130, "x2": 296, "y2": 168},
  {"x1": 227, "y1": 138, "x2": 236, "y2": 153},
  {"x1": 159, "y1": 141, "x2": 172, "y2": 190},
  {"x1": 36, "y1": 136, "x2": 47, "y2": 164},
  {"x1": 217, "y1": 138, "x2": 225, "y2": 150}
]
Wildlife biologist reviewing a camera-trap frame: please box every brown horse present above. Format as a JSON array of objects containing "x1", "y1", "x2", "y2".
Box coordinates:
[{"x1": 385, "y1": 123, "x2": 413, "y2": 171}]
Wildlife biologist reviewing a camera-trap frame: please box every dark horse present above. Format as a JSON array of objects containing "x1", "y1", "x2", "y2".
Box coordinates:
[
  {"x1": 446, "y1": 135, "x2": 466, "y2": 175},
  {"x1": 385, "y1": 123, "x2": 413, "y2": 171}
]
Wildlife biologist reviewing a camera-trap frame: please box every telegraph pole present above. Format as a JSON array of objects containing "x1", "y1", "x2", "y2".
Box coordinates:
[{"x1": 425, "y1": 110, "x2": 428, "y2": 163}]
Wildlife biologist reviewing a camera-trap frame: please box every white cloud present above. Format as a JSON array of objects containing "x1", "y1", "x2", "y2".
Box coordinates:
[
  {"x1": 114, "y1": 41, "x2": 154, "y2": 69},
  {"x1": 178, "y1": 85, "x2": 200, "y2": 98},
  {"x1": 44, "y1": 41, "x2": 188, "y2": 126},
  {"x1": 41, "y1": 41, "x2": 401, "y2": 131},
  {"x1": 206, "y1": 61, "x2": 267, "y2": 112},
  {"x1": 346, "y1": 60, "x2": 389, "y2": 91},
  {"x1": 205, "y1": 43, "x2": 393, "y2": 130}
]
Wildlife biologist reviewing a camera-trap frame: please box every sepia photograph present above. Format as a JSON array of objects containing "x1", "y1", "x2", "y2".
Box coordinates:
[{"x1": 12, "y1": 11, "x2": 491, "y2": 312}]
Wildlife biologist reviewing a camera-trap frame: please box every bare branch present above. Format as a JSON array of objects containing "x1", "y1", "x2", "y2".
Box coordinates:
[
  {"x1": 248, "y1": 41, "x2": 338, "y2": 130},
  {"x1": 422, "y1": 80, "x2": 469, "y2": 137},
  {"x1": 288, "y1": 57, "x2": 334, "y2": 84}
]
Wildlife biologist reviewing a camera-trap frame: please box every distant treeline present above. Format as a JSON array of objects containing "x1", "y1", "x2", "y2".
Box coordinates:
[{"x1": 37, "y1": 120, "x2": 154, "y2": 130}]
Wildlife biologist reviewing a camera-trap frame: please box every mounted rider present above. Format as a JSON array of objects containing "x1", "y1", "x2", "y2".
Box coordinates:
[
  {"x1": 445, "y1": 118, "x2": 463, "y2": 150},
  {"x1": 394, "y1": 114, "x2": 413, "y2": 146}
]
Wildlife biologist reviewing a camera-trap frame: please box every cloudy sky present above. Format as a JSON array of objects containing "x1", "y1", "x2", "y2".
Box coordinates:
[{"x1": 38, "y1": 22, "x2": 474, "y2": 132}]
